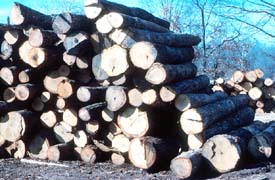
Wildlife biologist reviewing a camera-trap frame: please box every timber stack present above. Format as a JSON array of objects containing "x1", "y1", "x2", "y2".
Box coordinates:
[
  {"x1": 212, "y1": 69, "x2": 275, "y2": 113},
  {"x1": 0, "y1": 1, "x2": 274, "y2": 179}
]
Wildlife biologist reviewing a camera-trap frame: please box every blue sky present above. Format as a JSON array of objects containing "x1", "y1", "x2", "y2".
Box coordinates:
[{"x1": 0, "y1": 0, "x2": 140, "y2": 23}]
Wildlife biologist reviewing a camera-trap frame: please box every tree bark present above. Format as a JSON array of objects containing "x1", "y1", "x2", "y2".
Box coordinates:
[
  {"x1": 5, "y1": 140, "x2": 26, "y2": 159},
  {"x1": 84, "y1": 0, "x2": 170, "y2": 29},
  {"x1": 180, "y1": 95, "x2": 250, "y2": 135},
  {"x1": 175, "y1": 92, "x2": 228, "y2": 112},
  {"x1": 63, "y1": 32, "x2": 92, "y2": 56},
  {"x1": 145, "y1": 62, "x2": 197, "y2": 85},
  {"x1": 130, "y1": 41, "x2": 194, "y2": 70},
  {"x1": 160, "y1": 75, "x2": 210, "y2": 102}
]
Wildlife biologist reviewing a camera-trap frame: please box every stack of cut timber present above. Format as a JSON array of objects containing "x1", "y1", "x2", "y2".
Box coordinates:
[
  {"x1": 0, "y1": 1, "x2": 274, "y2": 179},
  {"x1": 212, "y1": 69, "x2": 275, "y2": 113}
]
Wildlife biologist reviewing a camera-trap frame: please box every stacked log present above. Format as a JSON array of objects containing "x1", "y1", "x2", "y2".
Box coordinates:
[
  {"x1": 0, "y1": 1, "x2": 274, "y2": 179},
  {"x1": 212, "y1": 69, "x2": 275, "y2": 113}
]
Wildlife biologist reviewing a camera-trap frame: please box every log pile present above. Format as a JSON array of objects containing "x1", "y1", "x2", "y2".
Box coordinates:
[
  {"x1": 212, "y1": 69, "x2": 275, "y2": 113},
  {"x1": 0, "y1": 1, "x2": 274, "y2": 179}
]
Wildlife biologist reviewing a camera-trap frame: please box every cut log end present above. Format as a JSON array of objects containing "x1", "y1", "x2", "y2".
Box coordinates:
[
  {"x1": 112, "y1": 134, "x2": 130, "y2": 153},
  {"x1": 3, "y1": 87, "x2": 16, "y2": 103},
  {"x1": 40, "y1": 110, "x2": 57, "y2": 128},
  {"x1": 106, "y1": 86, "x2": 127, "y2": 112},
  {"x1": 57, "y1": 80, "x2": 73, "y2": 99},
  {"x1": 160, "y1": 86, "x2": 176, "y2": 102},
  {"x1": 10, "y1": 3, "x2": 24, "y2": 25},
  {"x1": 145, "y1": 63, "x2": 166, "y2": 85},
  {"x1": 80, "y1": 145, "x2": 96, "y2": 163},
  {"x1": 130, "y1": 41, "x2": 157, "y2": 70},
  {"x1": 128, "y1": 88, "x2": 143, "y2": 107},
  {"x1": 111, "y1": 153, "x2": 125, "y2": 165}
]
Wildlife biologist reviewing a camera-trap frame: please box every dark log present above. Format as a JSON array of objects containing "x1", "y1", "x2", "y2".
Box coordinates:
[
  {"x1": 52, "y1": 12, "x2": 94, "y2": 34},
  {"x1": 1, "y1": 40, "x2": 13, "y2": 60},
  {"x1": 180, "y1": 95, "x2": 250, "y2": 135},
  {"x1": 175, "y1": 92, "x2": 228, "y2": 112},
  {"x1": 76, "y1": 86, "x2": 106, "y2": 103},
  {"x1": 107, "y1": 12, "x2": 170, "y2": 33},
  {"x1": 0, "y1": 66, "x2": 20, "y2": 86},
  {"x1": 0, "y1": 101, "x2": 28, "y2": 114},
  {"x1": 90, "y1": 31, "x2": 113, "y2": 54},
  {"x1": 160, "y1": 75, "x2": 210, "y2": 102},
  {"x1": 3, "y1": 87, "x2": 16, "y2": 103},
  {"x1": 105, "y1": 86, "x2": 127, "y2": 111},
  {"x1": 84, "y1": 0, "x2": 170, "y2": 29},
  {"x1": 254, "y1": 78, "x2": 264, "y2": 88},
  {"x1": 248, "y1": 122, "x2": 275, "y2": 160},
  {"x1": 130, "y1": 41, "x2": 194, "y2": 70},
  {"x1": 127, "y1": 88, "x2": 143, "y2": 107},
  {"x1": 29, "y1": 28, "x2": 59, "y2": 47},
  {"x1": 63, "y1": 32, "x2": 92, "y2": 56},
  {"x1": 117, "y1": 107, "x2": 149, "y2": 138},
  {"x1": 240, "y1": 82, "x2": 253, "y2": 92},
  {"x1": 28, "y1": 133, "x2": 53, "y2": 160},
  {"x1": 5, "y1": 140, "x2": 25, "y2": 159},
  {"x1": 78, "y1": 102, "x2": 106, "y2": 121},
  {"x1": 47, "y1": 144, "x2": 74, "y2": 161},
  {"x1": 112, "y1": 134, "x2": 130, "y2": 153},
  {"x1": 128, "y1": 136, "x2": 180, "y2": 172},
  {"x1": 202, "y1": 121, "x2": 269, "y2": 173},
  {"x1": 188, "y1": 107, "x2": 255, "y2": 150},
  {"x1": 170, "y1": 149, "x2": 202, "y2": 179},
  {"x1": 0, "y1": 110, "x2": 39, "y2": 142},
  {"x1": 31, "y1": 97, "x2": 45, "y2": 112},
  {"x1": 145, "y1": 62, "x2": 197, "y2": 85},
  {"x1": 10, "y1": 2, "x2": 53, "y2": 30}
]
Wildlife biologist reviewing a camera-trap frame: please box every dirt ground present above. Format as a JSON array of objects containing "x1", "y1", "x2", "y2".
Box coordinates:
[{"x1": 0, "y1": 158, "x2": 275, "y2": 180}]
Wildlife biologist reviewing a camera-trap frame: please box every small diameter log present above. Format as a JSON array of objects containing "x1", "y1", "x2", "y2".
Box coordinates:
[
  {"x1": 112, "y1": 134, "x2": 130, "y2": 153},
  {"x1": 28, "y1": 134, "x2": 51, "y2": 160},
  {"x1": 170, "y1": 149, "x2": 202, "y2": 179},
  {"x1": 57, "y1": 79, "x2": 75, "y2": 99},
  {"x1": 105, "y1": 86, "x2": 127, "y2": 111},
  {"x1": 0, "y1": 40, "x2": 13, "y2": 60},
  {"x1": 262, "y1": 86, "x2": 275, "y2": 100},
  {"x1": 128, "y1": 136, "x2": 179, "y2": 172},
  {"x1": 187, "y1": 107, "x2": 255, "y2": 150},
  {"x1": 254, "y1": 78, "x2": 264, "y2": 88},
  {"x1": 254, "y1": 68, "x2": 264, "y2": 78},
  {"x1": 248, "y1": 87, "x2": 262, "y2": 101},
  {"x1": 107, "y1": 12, "x2": 170, "y2": 33},
  {"x1": 92, "y1": 54, "x2": 109, "y2": 81},
  {"x1": 264, "y1": 78, "x2": 273, "y2": 87},
  {"x1": 85, "y1": 120, "x2": 100, "y2": 135},
  {"x1": 10, "y1": 2, "x2": 53, "y2": 29},
  {"x1": 5, "y1": 140, "x2": 25, "y2": 159},
  {"x1": 31, "y1": 97, "x2": 45, "y2": 112},
  {"x1": 63, "y1": 108, "x2": 79, "y2": 127},
  {"x1": 78, "y1": 102, "x2": 106, "y2": 121},
  {"x1": 130, "y1": 41, "x2": 194, "y2": 70},
  {"x1": 111, "y1": 74, "x2": 127, "y2": 86},
  {"x1": 117, "y1": 107, "x2": 149, "y2": 138},
  {"x1": 29, "y1": 28, "x2": 59, "y2": 47},
  {"x1": 142, "y1": 89, "x2": 162, "y2": 106},
  {"x1": 84, "y1": 0, "x2": 170, "y2": 29},
  {"x1": 74, "y1": 130, "x2": 88, "y2": 148},
  {"x1": 47, "y1": 144, "x2": 74, "y2": 161},
  {"x1": 145, "y1": 62, "x2": 197, "y2": 85},
  {"x1": 245, "y1": 70, "x2": 258, "y2": 83},
  {"x1": 202, "y1": 121, "x2": 269, "y2": 173},
  {"x1": 0, "y1": 66, "x2": 20, "y2": 86},
  {"x1": 248, "y1": 122, "x2": 275, "y2": 160},
  {"x1": 40, "y1": 110, "x2": 57, "y2": 128},
  {"x1": 232, "y1": 70, "x2": 244, "y2": 83},
  {"x1": 15, "y1": 84, "x2": 39, "y2": 101},
  {"x1": 63, "y1": 32, "x2": 91, "y2": 56},
  {"x1": 52, "y1": 12, "x2": 93, "y2": 34},
  {"x1": 3, "y1": 87, "x2": 16, "y2": 103},
  {"x1": 76, "y1": 86, "x2": 106, "y2": 103},
  {"x1": 100, "y1": 44, "x2": 128, "y2": 77},
  {"x1": 160, "y1": 75, "x2": 210, "y2": 102},
  {"x1": 111, "y1": 152, "x2": 125, "y2": 165},
  {"x1": 80, "y1": 145, "x2": 97, "y2": 163},
  {"x1": 0, "y1": 110, "x2": 38, "y2": 142},
  {"x1": 19, "y1": 41, "x2": 61, "y2": 68},
  {"x1": 63, "y1": 52, "x2": 77, "y2": 66},
  {"x1": 127, "y1": 88, "x2": 143, "y2": 107},
  {"x1": 96, "y1": 14, "x2": 113, "y2": 34},
  {"x1": 53, "y1": 122, "x2": 74, "y2": 144},
  {"x1": 101, "y1": 108, "x2": 115, "y2": 122},
  {"x1": 43, "y1": 71, "x2": 68, "y2": 94},
  {"x1": 175, "y1": 92, "x2": 228, "y2": 112},
  {"x1": 4, "y1": 29, "x2": 26, "y2": 45},
  {"x1": 180, "y1": 95, "x2": 250, "y2": 135},
  {"x1": 240, "y1": 82, "x2": 253, "y2": 92}
]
